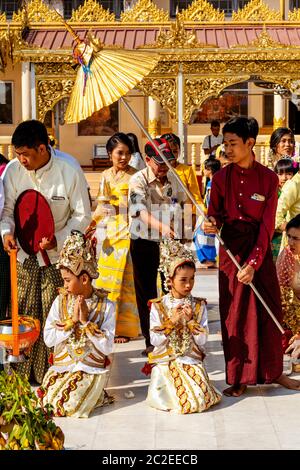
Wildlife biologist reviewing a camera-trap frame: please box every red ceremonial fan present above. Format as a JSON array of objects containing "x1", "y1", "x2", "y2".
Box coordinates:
[{"x1": 14, "y1": 189, "x2": 55, "y2": 266}]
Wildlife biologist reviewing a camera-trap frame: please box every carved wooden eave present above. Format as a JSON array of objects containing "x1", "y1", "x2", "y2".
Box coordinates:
[
  {"x1": 177, "y1": 0, "x2": 225, "y2": 22},
  {"x1": 120, "y1": 0, "x2": 168, "y2": 23},
  {"x1": 69, "y1": 0, "x2": 115, "y2": 22},
  {"x1": 232, "y1": 0, "x2": 281, "y2": 22}
]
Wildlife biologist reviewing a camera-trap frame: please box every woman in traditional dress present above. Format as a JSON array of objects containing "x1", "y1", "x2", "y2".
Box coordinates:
[
  {"x1": 91, "y1": 133, "x2": 140, "y2": 343},
  {"x1": 146, "y1": 240, "x2": 221, "y2": 414},
  {"x1": 38, "y1": 231, "x2": 115, "y2": 418},
  {"x1": 276, "y1": 215, "x2": 300, "y2": 364},
  {"x1": 271, "y1": 158, "x2": 298, "y2": 261},
  {"x1": 194, "y1": 158, "x2": 221, "y2": 268},
  {"x1": 268, "y1": 127, "x2": 295, "y2": 169}
]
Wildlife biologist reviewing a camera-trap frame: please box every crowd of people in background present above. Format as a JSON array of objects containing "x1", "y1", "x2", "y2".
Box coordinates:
[{"x1": 1, "y1": 116, "x2": 300, "y2": 416}]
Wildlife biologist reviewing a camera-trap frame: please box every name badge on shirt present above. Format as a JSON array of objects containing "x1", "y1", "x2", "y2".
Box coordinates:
[
  {"x1": 51, "y1": 196, "x2": 65, "y2": 201},
  {"x1": 250, "y1": 193, "x2": 265, "y2": 202}
]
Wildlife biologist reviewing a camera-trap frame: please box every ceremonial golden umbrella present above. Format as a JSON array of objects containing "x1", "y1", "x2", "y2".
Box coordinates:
[{"x1": 60, "y1": 21, "x2": 159, "y2": 123}]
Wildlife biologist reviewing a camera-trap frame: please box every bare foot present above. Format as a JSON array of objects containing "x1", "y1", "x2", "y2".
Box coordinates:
[
  {"x1": 223, "y1": 384, "x2": 247, "y2": 397},
  {"x1": 114, "y1": 336, "x2": 130, "y2": 344},
  {"x1": 274, "y1": 374, "x2": 300, "y2": 390}
]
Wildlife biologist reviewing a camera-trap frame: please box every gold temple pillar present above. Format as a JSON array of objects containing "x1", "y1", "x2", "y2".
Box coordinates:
[
  {"x1": 273, "y1": 93, "x2": 286, "y2": 130},
  {"x1": 21, "y1": 62, "x2": 31, "y2": 121},
  {"x1": 148, "y1": 97, "x2": 161, "y2": 138}
]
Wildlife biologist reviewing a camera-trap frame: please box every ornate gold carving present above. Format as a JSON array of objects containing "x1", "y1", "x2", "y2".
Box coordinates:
[
  {"x1": 273, "y1": 117, "x2": 286, "y2": 129},
  {"x1": 178, "y1": 0, "x2": 225, "y2": 22},
  {"x1": 231, "y1": 29, "x2": 286, "y2": 49},
  {"x1": 70, "y1": 0, "x2": 115, "y2": 22},
  {"x1": 0, "y1": 12, "x2": 6, "y2": 23},
  {"x1": 12, "y1": 0, "x2": 60, "y2": 23},
  {"x1": 232, "y1": 0, "x2": 281, "y2": 22},
  {"x1": 148, "y1": 118, "x2": 161, "y2": 138},
  {"x1": 35, "y1": 62, "x2": 76, "y2": 76},
  {"x1": 37, "y1": 79, "x2": 74, "y2": 122},
  {"x1": 288, "y1": 9, "x2": 300, "y2": 21},
  {"x1": 144, "y1": 16, "x2": 218, "y2": 49},
  {"x1": 137, "y1": 78, "x2": 176, "y2": 119},
  {"x1": 0, "y1": 28, "x2": 21, "y2": 71},
  {"x1": 184, "y1": 76, "x2": 249, "y2": 123},
  {"x1": 121, "y1": 0, "x2": 168, "y2": 23}
]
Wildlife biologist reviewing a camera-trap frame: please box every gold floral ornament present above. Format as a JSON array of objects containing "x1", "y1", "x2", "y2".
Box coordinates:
[
  {"x1": 159, "y1": 239, "x2": 196, "y2": 291},
  {"x1": 289, "y1": 9, "x2": 300, "y2": 21},
  {"x1": 0, "y1": 12, "x2": 6, "y2": 22},
  {"x1": 121, "y1": 0, "x2": 169, "y2": 23},
  {"x1": 12, "y1": 0, "x2": 60, "y2": 23},
  {"x1": 70, "y1": 0, "x2": 115, "y2": 22},
  {"x1": 232, "y1": 0, "x2": 281, "y2": 22},
  {"x1": 178, "y1": 0, "x2": 225, "y2": 22},
  {"x1": 57, "y1": 230, "x2": 99, "y2": 279},
  {"x1": 144, "y1": 16, "x2": 217, "y2": 49}
]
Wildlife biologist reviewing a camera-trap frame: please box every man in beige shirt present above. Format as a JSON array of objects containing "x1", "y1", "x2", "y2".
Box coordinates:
[
  {"x1": 129, "y1": 138, "x2": 186, "y2": 355},
  {"x1": 0, "y1": 120, "x2": 91, "y2": 383}
]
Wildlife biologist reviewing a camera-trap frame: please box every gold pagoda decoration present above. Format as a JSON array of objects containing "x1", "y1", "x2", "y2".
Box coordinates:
[
  {"x1": 0, "y1": 12, "x2": 6, "y2": 23},
  {"x1": 232, "y1": 0, "x2": 281, "y2": 22},
  {"x1": 178, "y1": 0, "x2": 225, "y2": 22},
  {"x1": 231, "y1": 29, "x2": 286, "y2": 49},
  {"x1": 12, "y1": 0, "x2": 60, "y2": 23},
  {"x1": 288, "y1": 9, "x2": 300, "y2": 21},
  {"x1": 121, "y1": 0, "x2": 169, "y2": 23},
  {"x1": 144, "y1": 16, "x2": 218, "y2": 49},
  {"x1": 70, "y1": 0, "x2": 115, "y2": 22}
]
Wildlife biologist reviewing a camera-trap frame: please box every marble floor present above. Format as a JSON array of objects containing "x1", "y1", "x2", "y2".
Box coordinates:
[{"x1": 55, "y1": 270, "x2": 300, "y2": 450}]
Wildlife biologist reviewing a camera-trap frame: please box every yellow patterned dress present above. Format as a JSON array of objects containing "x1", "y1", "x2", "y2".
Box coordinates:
[
  {"x1": 146, "y1": 295, "x2": 221, "y2": 414},
  {"x1": 39, "y1": 288, "x2": 115, "y2": 418},
  {"x1": 94, "y1": 166, "x2": 140, "y2": 339}
]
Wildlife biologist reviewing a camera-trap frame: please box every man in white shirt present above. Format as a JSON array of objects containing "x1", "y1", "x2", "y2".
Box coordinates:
[
  {"x1": 0, "y1": 120, "x2": 91, "y2": 383},
  {"x1": 202, "y1": 120, "x2": 223, "y2": 156}
]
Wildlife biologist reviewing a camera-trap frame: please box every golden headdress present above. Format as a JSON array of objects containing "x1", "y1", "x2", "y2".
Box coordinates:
[
  {"x1": 159, "y1": 239, "x2": 196, "y2": 291},
  {"x1": 57, "y1": 230, "x2": 98, "y2": 279}
]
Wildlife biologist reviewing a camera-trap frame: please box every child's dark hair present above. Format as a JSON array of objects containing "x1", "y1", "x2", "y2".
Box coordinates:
[
  {"x1": 12, "y1": 120, "x2": 49, "y2": 149},
  {"x1": 204, "y1": 158, "x2": 221, "y2": 175},
  {"x1": 286, "y1": 214, "x2": 300, "y2": 232},
  {"x1": 0, "y1": 153, "x2": 9, "y2": 165},
  {"x1": 173, "y1": 261, "x2": 196, "y2": 276},
  {"x1": 270, "y1": 127, "x2": 295, "y2": 154},
  {"x1": 106, "y1": 132, "x2": 134, "y2": 155},
  {"x1": 127, "y1": 133, "x2": 141, "y2": 154},
  {"x1": 222, "y1": 117, "x2": 259, "y2": 143},
  {"x1": 211, "y1": 120, "x2": 220, "y2": 128},
  {"x1": 274, "y1": 158, "x2": 298, "y2": 175},
  {"x1": 60, "y1": 266, "x2": 92, "y2": 280}
]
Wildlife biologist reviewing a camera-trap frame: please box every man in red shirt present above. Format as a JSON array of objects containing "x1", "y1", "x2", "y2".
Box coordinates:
[{"x1": 204, "y1": 116, "x2": 300, "y2": 397}]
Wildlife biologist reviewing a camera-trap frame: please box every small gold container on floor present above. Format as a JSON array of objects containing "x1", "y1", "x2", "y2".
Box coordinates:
[{"x1": 292, "y1": 362, "x2": 300, "y2": 373}]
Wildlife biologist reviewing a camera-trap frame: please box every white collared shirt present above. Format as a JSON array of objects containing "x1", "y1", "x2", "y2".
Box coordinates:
[
  {"x1": 0, "y1": 148, "x2": 91, "y2": 266},
  {"x1": 128, "y1": 166, "x2": 186, "y2": 240}
]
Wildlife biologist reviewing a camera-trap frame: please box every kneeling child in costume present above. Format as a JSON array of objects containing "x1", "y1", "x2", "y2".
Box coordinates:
[
  {"x1": 38, "y1": 231, "x2": 115, "y2": 418},
  {"x1": 146, "y1": 240, "x2": 221, "y2": 413}
]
